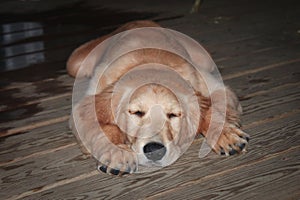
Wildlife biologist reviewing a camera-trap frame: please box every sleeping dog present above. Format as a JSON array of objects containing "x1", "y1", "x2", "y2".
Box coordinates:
[{"x1": 67, "y1": 20, "x2": 249, "y2": 175}]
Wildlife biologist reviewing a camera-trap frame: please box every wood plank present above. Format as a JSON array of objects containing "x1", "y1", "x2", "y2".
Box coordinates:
[
  {"x1": 145, "y1": 147, "x2": 300, "y2": 200},
  {"x1": 0, "y1": 92, "x2": 71, "y2": 113},
  {"x1": 0, "y1": 73, "x2": 72, "y2": 95},
  {"x1": 0, "y1": 145, "x2": 96, "y2": 200},
  {"x1": 221, "y1": 48, "x2": 300, "y2": 79},
  {"x1": 164, "y1": 8, "x2": 300, "y2": 47},
  {"x1": 0, "y1": 95, "x2": 71, "y2": 137},
  {"x1": 213, "y1": 41, "x2": 299, "y2": 63},
  {"x1": 15, "y1": 111, "x2": 299, "y2": 200},
  {"x1": 226, "y1": 62, "x2": 300, "y2": 96},
  {"x1": 0, "y1": 76, "x2": 72, "y2": 112},
  {"x1": 0, "y1": 121, "x2": 74, "y2": 164}
]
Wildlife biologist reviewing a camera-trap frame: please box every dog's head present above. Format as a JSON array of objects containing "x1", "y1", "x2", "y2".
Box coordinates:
[
  {"x1": 94, "y1": 80, "x2": 197, "y2": 168},
  {"x1": 124, "y1": 83, "x2": 183, "y2": 166}
]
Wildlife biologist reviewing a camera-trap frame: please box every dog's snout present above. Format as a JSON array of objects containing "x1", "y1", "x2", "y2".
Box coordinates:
[{"x1": 143, "y1": 142, "x2": 166, "y2": 161}]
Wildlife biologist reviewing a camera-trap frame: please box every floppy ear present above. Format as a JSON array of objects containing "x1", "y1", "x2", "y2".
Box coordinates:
[
  {"x1": 94, "y1": 85, "x2": 114, "y2": 124},
  {"x1": 196, "y1": 91, "x2": 211, "y2": 134},
  {"x1": 95, "y1": 85, "x2": 128, "y2": 145}
]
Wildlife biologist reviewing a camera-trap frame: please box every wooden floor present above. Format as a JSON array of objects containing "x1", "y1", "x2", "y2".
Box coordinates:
[{"x1": 0, "y1": 0, "x2": 299, "y2": 199}]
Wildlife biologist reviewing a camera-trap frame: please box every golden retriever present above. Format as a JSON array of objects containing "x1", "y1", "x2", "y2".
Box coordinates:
[{"x1": 67, "y1": 20, "x2": 249, "y2": 175}]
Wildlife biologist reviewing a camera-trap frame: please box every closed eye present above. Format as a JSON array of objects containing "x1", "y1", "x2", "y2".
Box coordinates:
[
  {"x1": 129, "y1": 110, "x2": 145, "y2": 117},
  {"x1": 167, "y1": 113, "x2": 181, "y2": 119}
]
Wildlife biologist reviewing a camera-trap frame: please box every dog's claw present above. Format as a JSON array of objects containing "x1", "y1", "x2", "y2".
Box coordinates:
[
  {"x1": 229, "y1": 148, "x2": 238, "y2": 155},
  {"x1": 238, "y1": 143, "x2": 246, "y2": 150},
  {"x1": 98, "y1": 165, "x2": 128, "y2": 176},
  {"x1": 240, "y1": 135, "x2": 250, "y2": 142},
  {"x1": 98, "y1": 165, "x2": 107, "y2": 173},
  {"x1": 220, "y1": 148, "x2": 226, "y2": 155},
  {"x1": 110, "y1": 168, "x2": 120, "y2": 175}
]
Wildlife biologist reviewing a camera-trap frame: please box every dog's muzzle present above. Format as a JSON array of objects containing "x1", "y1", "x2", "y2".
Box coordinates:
[{"x1": 143, "y1": 142, "x2": 166, "y2": 161}]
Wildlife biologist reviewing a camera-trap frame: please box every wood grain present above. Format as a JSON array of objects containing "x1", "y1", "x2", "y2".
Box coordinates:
[
  {"x1": 145, "y1": 148, "x2": 300, "y2": 200},
  {"x1": 0, "y1": 145, "x2": 96, "y2": 200},
  {"x1": 0, "y1": 121, "x2": 73, "y2": 164}
]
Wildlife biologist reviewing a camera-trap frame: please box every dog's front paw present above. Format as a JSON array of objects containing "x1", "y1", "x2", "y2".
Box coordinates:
[
  {"x1": 97, "y1": 145, "x2": 137, "y2": 176},
  {"x1": 213, "y1": 125, "x2": 249, "y2": 156}
]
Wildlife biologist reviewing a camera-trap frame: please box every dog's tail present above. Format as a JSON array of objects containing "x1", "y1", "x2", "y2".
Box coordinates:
[{"x1": 66, "y1": 20, "x2": 160, "y2": 78}]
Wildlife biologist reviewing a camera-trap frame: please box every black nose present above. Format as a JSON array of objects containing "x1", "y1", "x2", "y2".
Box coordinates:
[{"x1": 143, "y1": 142, "x2": 166, "y2": 161}]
